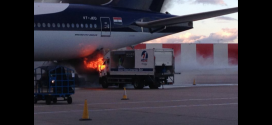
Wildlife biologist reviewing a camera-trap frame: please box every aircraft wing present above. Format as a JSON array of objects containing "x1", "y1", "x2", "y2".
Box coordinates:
[{"x1": 136, "y1": 7, "x2": 238, "y2": 28}]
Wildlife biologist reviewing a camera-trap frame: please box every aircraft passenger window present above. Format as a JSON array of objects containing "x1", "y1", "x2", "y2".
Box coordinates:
[
  {"x1": 62, "y1": 23, "x2": 65, "y2": 28},
  {"x1": 76, "y1": 24, "x2": 79, "y2": 28},
  {"x1": 37, "y1": 23, "x2": 41, "y2": 27},
  {"x1": 34, "y1": 23, "x2": 35, "y2": 27},
  {"x1": 67, "y1": 23, "x2": 70, "y2": 28},
  {"x1": 42, "y1": 23, "x2": 46, "y2": 28},
  {"x1": 81, "y1": 24, "x2": 84, "y2": 28},
  {"x1": 71, "y1": 23, "x2": 75, "y2": 28},
  {"x1": 85, "y1": 24, "x2": 88, "y2": 28},
  {"x1": 47, "y1": 23, "x2": 51, "y2": 28},
  {"x1": 57, "y1": 23, "x2": 60, "y2": 28},
  {"x1": 90, "y1": 24, "x2": 93, "y2": 28},
  {"x1": 52, "y1": 23, "x2": 55, "y2": 28},
  {"x1": 94, "y1": 24, "x2": 97, "y2": 28}
]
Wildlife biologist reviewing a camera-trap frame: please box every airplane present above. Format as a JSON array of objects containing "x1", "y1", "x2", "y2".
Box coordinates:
[{"x1": 34, "y1": 0, "x2": 238, "y2": 73}]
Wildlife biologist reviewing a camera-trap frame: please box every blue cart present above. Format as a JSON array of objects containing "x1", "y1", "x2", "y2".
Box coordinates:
[{"x1": 34, "y1": 65, "x2": 75, "y2": 105}]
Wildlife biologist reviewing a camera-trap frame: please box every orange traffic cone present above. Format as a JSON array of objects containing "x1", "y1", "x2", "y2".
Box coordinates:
[
  {"x1": 121, "y1": 87, "x2": 129, "y2": 100},
  {"x1": 79, "y1": 99, "x2": 91, "y2": 121}
]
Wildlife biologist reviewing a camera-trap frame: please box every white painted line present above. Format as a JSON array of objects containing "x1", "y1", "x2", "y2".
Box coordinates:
[
  {"x1": 34, "y1": 103, "x2": 238, "y2": 115},
  {"x1": 34, "y1": 97, "x2": 238, "y2": 108}
]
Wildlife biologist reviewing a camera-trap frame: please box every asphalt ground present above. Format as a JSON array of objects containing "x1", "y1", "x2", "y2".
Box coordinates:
[{"x1": 34, "y1": 84, "x2": 238, "y2": 125}]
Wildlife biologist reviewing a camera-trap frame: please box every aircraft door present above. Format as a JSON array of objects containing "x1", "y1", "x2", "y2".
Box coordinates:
[{"x1": 100, "y1": 17, "x2": 111, "y2": 37}]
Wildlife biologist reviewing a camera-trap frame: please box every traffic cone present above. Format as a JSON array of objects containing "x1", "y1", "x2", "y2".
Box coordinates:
[
  {"x1": 193, "y1": 79, "x2": 196, "y2": 85},
  {"x1": 79, "y1": 99, "x2": 91, "y2": 121},
  {"x1": 121, "y1": 87, "x2": 129, "y2": 100}
]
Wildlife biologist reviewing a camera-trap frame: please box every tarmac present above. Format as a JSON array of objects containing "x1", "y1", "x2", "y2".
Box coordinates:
[{"x1": 34, "y1": 83, "x2": 238, "y2": 125}]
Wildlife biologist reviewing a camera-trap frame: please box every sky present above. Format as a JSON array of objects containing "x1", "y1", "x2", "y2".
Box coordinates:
[
  {"x1": 35, "y1": 0, "x2": 238, "y2": 44},
  {"x1": 144, "y1": 0, "x2": 238, "y2": 44}
]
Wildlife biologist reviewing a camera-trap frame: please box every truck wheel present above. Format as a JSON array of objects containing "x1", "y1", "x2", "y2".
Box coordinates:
[
  {"x1": 133, "y1": 79, "x2": 144, "y2": 89},
  {"x1": 102, "y1": 78, "x2": 108, "y2": 88}
]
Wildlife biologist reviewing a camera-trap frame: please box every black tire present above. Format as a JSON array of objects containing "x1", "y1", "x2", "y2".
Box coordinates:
[
  {"x1": 53, "y1": 97, "x2": 57, "y2": 103},
  {"x1": 133, "y1": 79, "x2": 144, "y2": 89},
  {"x1": 46, "y1": 96, "x2": 51, "y2": 105},
  {"x1": 67, "y1": 97, "x2": 72, "y2": 104},
  {"x1": 102, "y1": 78, "x2": 108, "y2": 88}
]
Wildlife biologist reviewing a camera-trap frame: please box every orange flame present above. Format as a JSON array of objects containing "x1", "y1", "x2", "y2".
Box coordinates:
[{"x1": 84, "y1": 57, "x2": 105, "y2": 71}]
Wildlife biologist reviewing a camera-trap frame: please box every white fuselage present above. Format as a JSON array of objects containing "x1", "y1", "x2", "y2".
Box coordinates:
[{"x1": 34, "y1": 3, "x2": 172, "y2": 61}]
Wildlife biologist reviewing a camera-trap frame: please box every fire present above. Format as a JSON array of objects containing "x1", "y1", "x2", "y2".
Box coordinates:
[{"x1": 84, "y1": 57, "x2": 105, "y2": 71}]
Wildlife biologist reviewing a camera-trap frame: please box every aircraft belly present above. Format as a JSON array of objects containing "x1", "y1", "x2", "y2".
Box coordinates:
[{"x1": 34, "y1": 31, "x2": 170, "y2": 61}]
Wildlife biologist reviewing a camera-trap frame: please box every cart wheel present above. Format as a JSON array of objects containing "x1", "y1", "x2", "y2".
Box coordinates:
[
  {"x1": 46, "y1": 96, "x2": 51, "y2": 105},
  {"x1": 53, "y1": 97, "x2": 57, "y2": 104},
  {"x1": 34, "y1": 97, "x2": 37, "y2": 104},
  {"x1": 67, "y1": 97, "x2": 72, "y2": 104}
]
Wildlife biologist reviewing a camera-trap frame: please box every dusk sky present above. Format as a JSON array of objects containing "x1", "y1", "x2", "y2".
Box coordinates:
[{"x1": 145, "y1": 0, "x2": 238, "y2": 44}]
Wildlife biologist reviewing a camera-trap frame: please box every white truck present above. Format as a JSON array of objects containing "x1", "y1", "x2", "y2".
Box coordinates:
[{"x1": 99, "y1": 48, "x2": 175, "y2": 89}]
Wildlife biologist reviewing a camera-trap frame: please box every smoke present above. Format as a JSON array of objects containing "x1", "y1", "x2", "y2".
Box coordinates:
[
  {"x1": 214, "y1": 16, "x2": 238, "y2": 21},
  {"x1": 194, "y1": 0, "x2": 227, "y2": 6}
]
